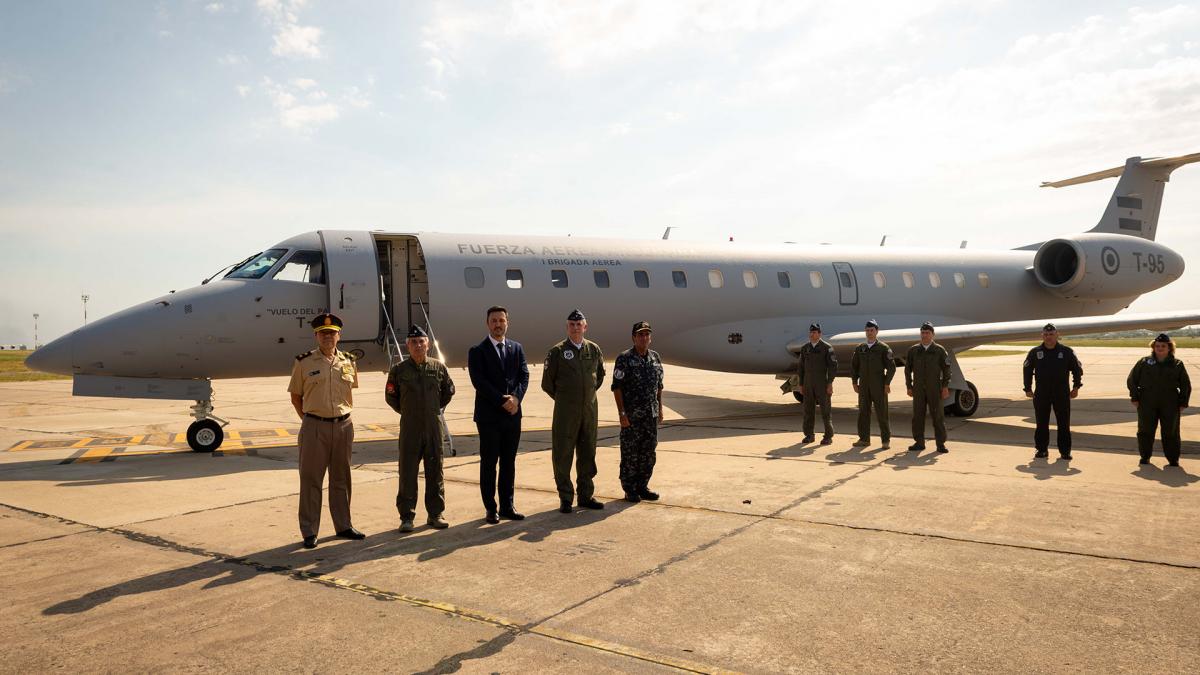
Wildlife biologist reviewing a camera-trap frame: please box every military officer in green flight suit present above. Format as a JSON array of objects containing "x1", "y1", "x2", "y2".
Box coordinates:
[
  {"x1": 386, "y1": 325, "x2": 456, "y2": 533},
  {"x1": 905, "y1": 321, "x2": 952, "y2": 453},
  {"x1": 797, "y1": 322, "x2": 837, "y2": 445},
  {"x1": 542, "y1": 309, "x2": 606, "y2": 513},
  {"x1": 1127, "y1": 333, "x2": 1191, "y2": 467},
  {"x1": 851, "y1": 319, "x2": 896, "y2": 449}
]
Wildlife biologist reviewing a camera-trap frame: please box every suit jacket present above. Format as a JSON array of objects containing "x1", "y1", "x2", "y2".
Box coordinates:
[{"x1": 467, "y1": 337, "x2": 530, "y2": 425}]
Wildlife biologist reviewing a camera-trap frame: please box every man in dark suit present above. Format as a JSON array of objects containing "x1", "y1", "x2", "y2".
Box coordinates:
[{"x1": 467, "y1": 306, "x2": 530, "y2": 524}]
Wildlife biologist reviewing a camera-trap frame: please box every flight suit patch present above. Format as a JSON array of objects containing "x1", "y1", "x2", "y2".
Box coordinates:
[
  {"x1": 1037, "y1": 352, "x2": 1044, "y2": 360},
  {"x1": 563, "y1": 350, "x2": 575, "y2": 360}
]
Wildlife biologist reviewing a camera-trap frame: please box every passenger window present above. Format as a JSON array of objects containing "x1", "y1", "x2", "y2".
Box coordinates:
[
  {"x1": 226, "y1": 248, "x2": 286, "y2": 279},
  {"x1": 953, "y1": 272, "x2": 966, "y2": 288},
  {"x1": 551, "y1": 269, "x2": 569, "y2": 288},
  {"x1": 594, "y1": 270, "x2": 610, "y2": 288},
  {"x1": 839, "y1": 272, "x2": 852, "y2": 288},
  {"x1": 902, "y1": 272, "x2": 914, "y2": 288},
  {"x1": 743, "y1": 270, "x2": 758, "y2": 288},
  {"x1": 778, "y1": 272, "x2": 791, "y2": 288},
  {"x1": 634, "y1": 270, "x2": 650, "y2": 288},
  {"x1": 273, "y1": 250, "x2": 325, "y2": 284},
  {"x1": 506, "y1": 269, "x2": 524, "y2": 289},
  {"x1": 708, "y1": 270, "x2": 724, "y2": 288},
  {"x1": 464, "y1": 267, "x2": 485, "y2": 288},
  {"x1": 978, "y1": 272, "x2": 990, "y2": 288},
  {"x1": 929, "y1": 272, "x2": 941, "y2": 288},
  {"x1": 873, "y1": 271, "x2": 886, "y2": 288},
  {"x1": 809, "y1": 271, "x2": 823, "y2": 288},
  {"x1": 672, "y1": 270, "x2": 687, "y2": 288}
]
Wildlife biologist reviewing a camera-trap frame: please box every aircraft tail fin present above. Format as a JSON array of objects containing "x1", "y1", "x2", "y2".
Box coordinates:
[{"x1": 1041, "y1": 152, "x2": 1200, "y2": 241}]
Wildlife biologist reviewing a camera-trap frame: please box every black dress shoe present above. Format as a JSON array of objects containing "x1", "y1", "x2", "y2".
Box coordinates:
[
  {"x1": 336, "y1": 528, "x2": 365, "y2": 540},
  {"x1": 1034, "y1": 450, "x2": 1049, "y2": 458},
  {"x1": 302, "y1": 535, "x2": 317, "y2": 549},
  {"x1": 578, "y1": 498, "x2": 604, "y2": 510},
  {"x1": 498, "y1": 510, "x2": 525, "y2": 520},
  {"x1": 485, "y1": 511, "x2": 500, "y2": 524},
  {"x1": 936, "y1": 446, "x2": 949, "y2": 453},
  {"x1": 801, "y1": 435, "x2": 815, "y2": 443},
  {"x1": 1139, "y1": 458, "x2": 1151, "y2": 465},
  {"x1": 624, "y1": 492, "x2": 641, "y2": 503},
  {"x1": 1060, "y1": 453, "x2": 1072, "y2": 461},
  {"x1": 637, "y1": 488, "x2": 659, "y2": 501},
  {"x1": 559, "y1": 501, "x2": 573, "y2": 514},
  {"x1": 1168, "y1": 461, "x2": 1180, "y2": 467},
  {"x1": 908, "y1": 443, "x2": 925, "y2": 451}
]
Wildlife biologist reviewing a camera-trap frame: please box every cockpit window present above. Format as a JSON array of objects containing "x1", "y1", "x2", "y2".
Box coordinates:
[
  {"x1": 273, "y1": 250, "x2": 325, "y2": 284},
  {"x1": 226, "y1": 248, "x2": 287, "y2": 279}
]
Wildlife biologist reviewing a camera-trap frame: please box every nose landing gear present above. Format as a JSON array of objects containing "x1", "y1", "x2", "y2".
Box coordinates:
[{"x1": 187, "y1": 399, "x2": 228, "y2": 452}]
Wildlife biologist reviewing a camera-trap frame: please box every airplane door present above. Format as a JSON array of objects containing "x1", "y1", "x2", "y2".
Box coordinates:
[
  {"x1": 320, "y1": 230, "x2": 381, "y2": 341},
  {"x1": 833, "y1": 262, "x2": 858, "y2": 305}
]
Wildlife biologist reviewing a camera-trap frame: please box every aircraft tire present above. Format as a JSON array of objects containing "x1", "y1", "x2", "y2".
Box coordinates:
[
  {"x1": 792, "y1": 391, "x2": 804, "y2": 403},
  {"x1": 948, "y1": 381, "x2": 979, "y2": 417},
  {"x1": 187, "y1": 419, "x2": 224, "y2": 452}
]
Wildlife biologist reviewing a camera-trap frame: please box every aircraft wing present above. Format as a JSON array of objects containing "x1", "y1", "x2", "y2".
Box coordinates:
[{"x1": 793, "y1": 311, "x2": 1200, "y2": 355}]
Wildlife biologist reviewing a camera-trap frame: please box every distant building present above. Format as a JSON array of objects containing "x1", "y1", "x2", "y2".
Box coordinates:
[{"x1": 0, "y1": 344, "x2": 29, "y2": 351}]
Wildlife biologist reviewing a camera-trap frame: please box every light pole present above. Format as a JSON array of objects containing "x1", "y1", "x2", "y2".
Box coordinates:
[
  {"x1": 81, "y1": 295, "x2": 89, "y2": 325},
  {"x1": 33, "y1": 313, "x2": 39, "y2": 349}
]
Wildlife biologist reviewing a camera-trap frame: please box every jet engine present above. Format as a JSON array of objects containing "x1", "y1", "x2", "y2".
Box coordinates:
[{"x1": 1032, "y1": 233, "x2": 1184, "y2": 300}]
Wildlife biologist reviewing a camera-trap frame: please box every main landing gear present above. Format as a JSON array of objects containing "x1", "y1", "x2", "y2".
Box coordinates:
[{"x1": 186, "y1": 399, "x2": 228, "y2": 452}]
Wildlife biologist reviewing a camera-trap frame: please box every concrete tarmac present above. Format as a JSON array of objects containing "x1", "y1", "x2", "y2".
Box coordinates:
[{"x1": 0, "y1": 347, "x2": 1197, "y2": 673}]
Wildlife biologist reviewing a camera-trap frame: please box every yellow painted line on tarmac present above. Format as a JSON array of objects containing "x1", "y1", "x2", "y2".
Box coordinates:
[
  {"x1": 227, "y1": 430, "x2": 242, "y2": 440},
  {"x1": 274, "y1": 428, "x2": 290, "y2": 437},
  {"x1": 69, "y1": 437, "x2": 92, "y2": 449},
  {"x1": 72, "y1": 447, "x2": 114, "y2": 463},
  {"x1": 6, "y1": 440, "x2": 33, "y2": 452}
]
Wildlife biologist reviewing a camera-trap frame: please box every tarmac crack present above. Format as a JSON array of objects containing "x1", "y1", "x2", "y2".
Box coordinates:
[{"x1": 0, "y1": 501, "x2": 735, "y2": 675}]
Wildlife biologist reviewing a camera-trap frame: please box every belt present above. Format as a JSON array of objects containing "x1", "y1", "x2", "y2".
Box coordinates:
[{"x1": 305, "y1": 412, "x2": 351, "y2": 423}]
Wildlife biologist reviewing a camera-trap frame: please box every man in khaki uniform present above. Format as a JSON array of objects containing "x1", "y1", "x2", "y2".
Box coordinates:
[
  {"x1": 904, "y1": 321, "x2": 952, "y2": 453},
  {"x1": 288, "y1": 313, "x2": 365, "y2": 549},
  {"x1": 851, "y1": 319, "x2": 896, "y2": 448},
  {"x1": 797, "y1": 322, "x2": 837, "y2": 445},
  {"x1": 386, "y1": 325, "x2": 456, "y2": 533},
  {"x1": 542, "y1": 309, "x2": 606, "y2": 513}
]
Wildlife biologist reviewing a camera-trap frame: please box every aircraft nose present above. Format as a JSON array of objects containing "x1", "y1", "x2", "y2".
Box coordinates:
[{"x1": 25, "y1": 333, "x2": 73, "y2": 375}]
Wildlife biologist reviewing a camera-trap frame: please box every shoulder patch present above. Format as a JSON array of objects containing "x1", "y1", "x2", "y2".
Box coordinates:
[{"x1": 295, "y1": 349, "x2": 313, "y2": 361}]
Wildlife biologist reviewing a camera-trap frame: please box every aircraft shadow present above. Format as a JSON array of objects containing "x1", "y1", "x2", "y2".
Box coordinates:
[{"x1": 42, "y1": 502, "x2": 631, "y2": 617}]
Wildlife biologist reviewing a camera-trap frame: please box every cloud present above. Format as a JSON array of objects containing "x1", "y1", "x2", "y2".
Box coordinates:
[
  {"x1": 217, "y1": 52, "x2": 247, "y2": 66},
  {"x1": 258, "y1": 0, "x2": 323, "y2": 59},
  {"x1": 261, "y1": 76, "x2": 339, "y2": 131},
  {"x1": 204, "y1": 2, "x2": 225, "y2": 13},
  {"x1": 236, "y1": 84, "x2": 251, "y2": 97},
  {"x1": 343, "y1": 85, "x2": 371, "y2": 109}
]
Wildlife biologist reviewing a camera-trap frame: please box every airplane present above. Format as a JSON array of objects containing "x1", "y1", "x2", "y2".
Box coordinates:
[{"x1": 25, "y1": 152, "x2": 1200, "y2": 452}]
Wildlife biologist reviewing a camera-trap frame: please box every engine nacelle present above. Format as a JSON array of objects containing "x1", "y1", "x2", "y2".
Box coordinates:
[{"x1": 1032, "y1": 233, "x2": 1185, "y2": 300}]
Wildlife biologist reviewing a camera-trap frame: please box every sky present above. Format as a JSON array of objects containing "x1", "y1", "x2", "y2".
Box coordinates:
[{"x1": 2, "y1": 0, "x2": 1199, "y2": 345}]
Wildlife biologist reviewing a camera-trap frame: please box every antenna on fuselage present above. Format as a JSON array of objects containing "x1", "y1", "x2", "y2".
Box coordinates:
[
  {"x1": 662, "y1": 227, "x2": 674, "y2": 240},
  {"x1": 960, "y1": 240, "x2": 968, "y2": 248},
  {"x1": 879, "y1": 235, "x2": 887, "y2": 246}
]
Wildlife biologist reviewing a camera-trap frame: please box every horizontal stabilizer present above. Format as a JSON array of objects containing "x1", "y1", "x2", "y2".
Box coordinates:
[
  {"x1": 791, "y1": 311, "x2": 1200, "y2": 356},
  {"x1": 1041, "y1": 152, "x2": 1200, "y2": 188}
]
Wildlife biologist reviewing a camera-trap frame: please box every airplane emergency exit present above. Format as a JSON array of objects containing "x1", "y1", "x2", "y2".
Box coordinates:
[{"x1": 26, "y1": 152, "x2": 1200, "y2": 451}]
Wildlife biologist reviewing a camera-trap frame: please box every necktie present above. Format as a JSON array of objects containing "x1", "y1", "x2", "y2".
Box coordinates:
[{"x1": 497, "y1": 341, "x2": 505, "y2": 361}]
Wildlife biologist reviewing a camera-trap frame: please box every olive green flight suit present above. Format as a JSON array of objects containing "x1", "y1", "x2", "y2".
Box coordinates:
[
  {"x1": 386, "y1": 358, "x2": 455, "y2": 520},
  {"x1": 797, "y1": 339, "x2": 837, "y2": 438},
  {"x1": 851, "y1": 341, "x2": 896, "y2": 443},
  {"x1": 542, "y1": 339, "x2": 605, "y2": 504},
  {"x1": 1127, "y1": 354, "x2": 1192, "y2": 464},
  {"x1": 905, "y1": 342, "x2": 951, "y2": 448}
]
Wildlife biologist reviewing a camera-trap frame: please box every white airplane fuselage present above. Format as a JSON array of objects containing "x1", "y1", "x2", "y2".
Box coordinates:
[{"x1": 28, "y1": 229, "x2": 1174, "y2": 381}]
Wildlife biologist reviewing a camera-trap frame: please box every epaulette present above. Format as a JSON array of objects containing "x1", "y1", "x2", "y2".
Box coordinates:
[
  {"x1": 295, "y1": 349, "x2": 315, "y2": 361},
  {"x1": 340, "y1": 350, "x2": 358, "y2": 362}
]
